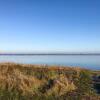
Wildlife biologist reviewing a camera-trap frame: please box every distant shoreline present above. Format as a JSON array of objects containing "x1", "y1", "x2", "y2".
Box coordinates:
[{"x1": 0, "y1": 53, "x2": 100, "y2": 56}]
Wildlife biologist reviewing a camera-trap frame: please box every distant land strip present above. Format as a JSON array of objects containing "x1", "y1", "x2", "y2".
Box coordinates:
[{"x1": 0, "y1": 53, "x2": 100, "y2": 56}]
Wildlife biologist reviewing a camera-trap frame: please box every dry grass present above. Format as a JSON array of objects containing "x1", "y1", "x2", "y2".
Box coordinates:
[
  {"x1": 0, "y1": 63, "x2": 99, "y2": 100},
  {"x1": 0, "y1": 63, "x2": 41, "y2": 95}
]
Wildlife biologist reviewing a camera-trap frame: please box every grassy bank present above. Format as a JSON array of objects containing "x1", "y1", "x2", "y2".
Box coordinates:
[{"x1": 0, "y1": 63, "x2": 99, "y2": 100}]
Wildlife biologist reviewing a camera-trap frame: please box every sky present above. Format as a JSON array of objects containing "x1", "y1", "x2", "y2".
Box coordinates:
[{"x1": 0, "y1": 0, "x2": 100, "y2": 53}]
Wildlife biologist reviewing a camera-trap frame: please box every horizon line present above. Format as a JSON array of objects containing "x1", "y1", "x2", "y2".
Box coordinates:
[{"x1": 0, "y1": 53, "x2": 100, "y2": 55}]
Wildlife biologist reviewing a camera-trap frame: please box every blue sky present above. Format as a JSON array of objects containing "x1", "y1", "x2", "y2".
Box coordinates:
[{"x1": 0, "y1": 0, "x2": 100, "y2": 53}]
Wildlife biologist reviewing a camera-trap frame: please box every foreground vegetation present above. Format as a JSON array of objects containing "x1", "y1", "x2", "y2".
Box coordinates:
[{"x1": 0, "y1": 63, "x2": 99, "y2": 100}]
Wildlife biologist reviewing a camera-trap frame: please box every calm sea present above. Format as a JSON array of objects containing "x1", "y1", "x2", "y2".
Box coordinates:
[{"x1": 0, "y1": 55, "x2": 100, "y2": 70}]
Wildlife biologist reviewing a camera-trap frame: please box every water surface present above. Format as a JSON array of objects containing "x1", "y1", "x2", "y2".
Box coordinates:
[{"x1": 0, "y1": 55, "x2": 100, "y2": 70}]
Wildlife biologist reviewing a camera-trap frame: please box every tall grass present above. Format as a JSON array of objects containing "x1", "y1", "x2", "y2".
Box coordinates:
[{"x1": 0, "y1": 63, "x2": 99, "y2": 100}]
